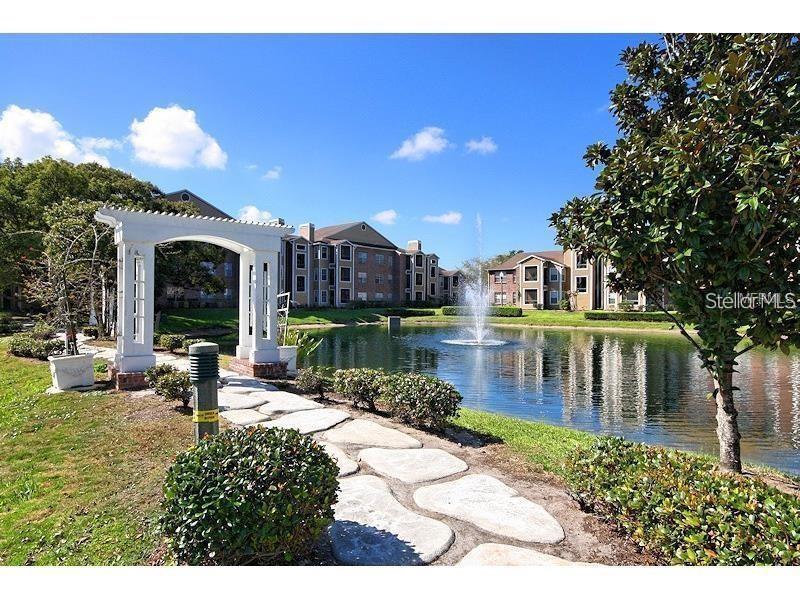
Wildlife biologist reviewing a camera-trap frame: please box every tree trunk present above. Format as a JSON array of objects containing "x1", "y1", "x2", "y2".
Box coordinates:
[{"x1": 713, "y1": 365, "x2": 742, "y2": 473}]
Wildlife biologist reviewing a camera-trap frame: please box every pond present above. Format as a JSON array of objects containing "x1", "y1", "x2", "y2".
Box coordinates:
[{"x1": 302, "y1": 324, "x2": 800, "y2": 475}]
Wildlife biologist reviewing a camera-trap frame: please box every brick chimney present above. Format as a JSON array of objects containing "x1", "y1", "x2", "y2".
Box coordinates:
[
  {"x1": 407, "y1": 240, "x2": 422, "y2": 253},
  {"x1": 299, "y1": 223, "x2": 315, "y2": 243}
]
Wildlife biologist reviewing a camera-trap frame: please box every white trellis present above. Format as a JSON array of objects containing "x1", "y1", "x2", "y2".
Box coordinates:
[{"x1": 95, "y1": 206, "x2": 293, "y2": 374}]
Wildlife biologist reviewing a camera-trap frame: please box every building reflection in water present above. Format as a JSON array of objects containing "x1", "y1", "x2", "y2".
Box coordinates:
[{"x1": 304, "y1": 325, "x2": 800, "y2": 474}]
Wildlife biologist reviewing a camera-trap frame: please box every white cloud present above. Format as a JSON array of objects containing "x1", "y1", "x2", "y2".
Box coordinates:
[
  {"x1": 245, "y1": 163, "x2": 259, "y2": 170},
  {"x1": 422, "y1": 211, "x2": 462, "y2": 225},
  {"x1": 372, "y1": 209, "x2": 398, "y2": 225},
  {"x1": 237, "y1": 205, "x2": 272, "y2": 223},
  {"x1": 129, "y1": 105, "x2": 227, "y2": 169},
  {"x1": 390, "y1": 126, "x2": 449, "y2": 161},
  {"x1": 465, "y1": 136, "x2": 498, "y2": 155},
  {"x1": 0, "y1": 104, "x2": 116, "y2": 166},
  {"x1": 263, "y1": 165, "x2": 282, "y2": 180}
]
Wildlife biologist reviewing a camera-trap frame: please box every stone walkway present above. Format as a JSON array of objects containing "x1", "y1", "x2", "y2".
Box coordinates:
[{"x1": 85, "y1": 342, "x2": 605, "y2": 566}]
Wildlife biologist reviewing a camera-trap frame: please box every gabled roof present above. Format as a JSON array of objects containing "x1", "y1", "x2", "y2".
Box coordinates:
[
  {"x1": 164, "y1": 189, "x2": 233, "y2": 220},
  {"x1": 315, "y1": 221, "x2": 398, "y2": 250},
  {"x1": 487, "y1": 250, "x2": 566, "y2": 271},
  {"x1": 440, "y1": 268, "x2": 462, "y2": 277}
]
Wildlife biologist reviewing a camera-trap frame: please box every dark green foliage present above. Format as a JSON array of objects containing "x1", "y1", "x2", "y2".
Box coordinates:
[
  {"x1": 158, "y1": 334, "x2": 186, "y2": 352},
  {"x1": 29, "y1": 320, "x2": 56, "y2": 340},
  {"x1": 0, "y1": 312, "x2": 22, "y2": 334},
  {"x1": 441, "y1": 305, "x2": 523, "y2": 317},
  {"x1": 144, "y1": 363, "x2": 177, "y2": 387},
  {"x1": 181, "y1": 337, "x2": 206, "y2": 351},
  {"x1": 380, "y1": 372, "x2": 462, "y2": 430},
  {"x1": 382, "y1": 308, "x2": 436, "y2": 317},
  {"x1": 160, "y1": 427, "x2": 339, "y2": 565},
  {"x1": 585, "y1": 311, "x2": 673, "y2": 322},
  {"x1": 8, "y1": 332, "x2": 64, "y2": 360},
  {"x1": 153, "y1": 371, "x2": 192, "y2": 408},
  {"x1": 568, "y1": 437, "x2": 800, "y2": 565},
  {"x1": 82, "y1": 326, "x2": 99, "y2": 339},
  {"x1": 332, "y1": 368, "x2": 385, "y2": 410},
  {"x1": 295, "y1": 366, "x2": 332, "y2": 399}
]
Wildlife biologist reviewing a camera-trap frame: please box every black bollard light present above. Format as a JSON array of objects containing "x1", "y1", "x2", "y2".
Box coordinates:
[{"x1": 189, "y1": 341, "x2": 220, "y2": 443}]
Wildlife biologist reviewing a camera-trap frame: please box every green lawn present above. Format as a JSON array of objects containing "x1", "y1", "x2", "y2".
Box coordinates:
[
  {"x1": 0, "y1": 337, "x2": 192, "y2": 565},
  {"x1": 158, "y1": 306, "x2": 677, "y2": 335}
]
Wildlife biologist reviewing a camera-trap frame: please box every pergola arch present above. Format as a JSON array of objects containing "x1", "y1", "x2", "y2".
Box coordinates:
[{"x1": 95, "y1": 206, "x2": 293, "y2": 376}]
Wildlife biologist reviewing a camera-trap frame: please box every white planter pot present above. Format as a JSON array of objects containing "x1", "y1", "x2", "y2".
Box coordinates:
[
  {"x1": 278, "y1": 345, "x2": 299, "y2": 375},
  {"x1": 48, "y1": 353, "x2": 95, "y2": 391}
]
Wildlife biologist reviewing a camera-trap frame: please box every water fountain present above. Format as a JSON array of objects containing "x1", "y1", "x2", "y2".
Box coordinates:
[{"x1": 443, "y1": 215, "x2": 507, "y2": 347}]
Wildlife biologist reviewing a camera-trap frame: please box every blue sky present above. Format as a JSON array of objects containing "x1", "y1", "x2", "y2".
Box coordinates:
[{"x1": 0, "y1": 34, "x2": 656, "y2": 268}]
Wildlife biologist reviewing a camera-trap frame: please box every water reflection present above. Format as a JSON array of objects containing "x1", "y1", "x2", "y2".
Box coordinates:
[{"x1": 302, "y1": 325, "x2": 800, "y2": 474}]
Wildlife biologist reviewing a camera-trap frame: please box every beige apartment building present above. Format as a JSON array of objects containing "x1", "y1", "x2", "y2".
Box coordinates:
[{"x1": 487, "y1": 249, "x2": 648, "y2": 310}]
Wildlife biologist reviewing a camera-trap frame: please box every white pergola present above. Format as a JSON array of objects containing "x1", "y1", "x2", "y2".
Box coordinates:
[{"x1": 95, "y1": 206, "x2": 293, "y2": 373}]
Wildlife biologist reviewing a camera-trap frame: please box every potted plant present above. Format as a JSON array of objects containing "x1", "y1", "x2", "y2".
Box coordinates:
[{"x1": 279, "y1": 329, "x2": 322, "y2": 376}]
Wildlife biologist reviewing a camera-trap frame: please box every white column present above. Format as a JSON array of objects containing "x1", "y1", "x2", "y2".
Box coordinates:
[
  {"x1": 236, "y1": 251, "x2": 253, "y2": 360},
  {"x1": 115, "y1": 241, "x2": 156, "y2": 373},
  {"x1": 266, "y1": 251, "x2": 279, "y2": 345},
  {"x1": 249, "y1": 251, "x2": 279, "y2": 364}
]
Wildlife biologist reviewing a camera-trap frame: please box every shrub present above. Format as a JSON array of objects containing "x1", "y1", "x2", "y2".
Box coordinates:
[
  {"x1": 332, "y1": 368, "x2": 385, "y2": 410},
  {"x1": 181, "y1": 337, "x2": 206, "y2": 351},
  {"x1": 159, "y1": 334, "x2": 186, "y2": 352},
  {"x1": 585, "y1": 310, "x2": 673, "y2": 322},
  {"x1": 0, "y1": 313, "x2": 21, "y2": 335},
  {"x1": 144, "y1": 363, "x2": 178, "y2": 387},
  {"x1": 441, "y1": 305, "x2": 522, "y2": 317},
  {"x1": 82, "y1": 326, "x2": 99, "y2": 339},
  {"x1": 295, "y1": 366, "x2": 331, "y2": 398},
  {"x1": 382, "y1": 308, "x2": 436, "y2": 318},
  {"x1": 568, "y1": 437, "x2": 800, "y2": 565},
  {"x1": 160, "y1": 427, "x2": 338, "y2": 565},
  {"x1": 29, "y1": 320, "x2": 56, "y2": 340},
  {"x1": 154, "y1": 370, "x2": 192, "y2": 408},
  {"x1": 618, "y1": 300, "x2": 635, "y2": 312},
  {"x1": 558, "y1": 298, "x2": 572, "y2": 311},
  {"x1": 381, "y1": 372, "x2": 462, "y2": 430},
  {"x1": 8, "y1": 333, "x2": 64, "y2": 360}
]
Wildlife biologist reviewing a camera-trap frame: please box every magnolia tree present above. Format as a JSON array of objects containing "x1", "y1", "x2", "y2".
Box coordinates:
[{"x1": 550, "y1": 34, "x2": 800, "y2": 473}]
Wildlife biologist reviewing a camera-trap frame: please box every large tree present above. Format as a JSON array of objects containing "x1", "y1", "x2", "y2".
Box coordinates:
[{"x1": 550, "y1": 34, "x2": 800, "y2": 473}]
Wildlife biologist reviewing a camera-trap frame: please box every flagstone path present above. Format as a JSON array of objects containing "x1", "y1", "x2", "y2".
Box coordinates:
[{"x1": 83, "y1": 340, "x2": 608, "y2": 566}]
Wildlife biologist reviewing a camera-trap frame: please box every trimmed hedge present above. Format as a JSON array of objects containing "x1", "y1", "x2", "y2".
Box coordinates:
[
  {"x1": 296, "y1": 366, "x2": 333, "y2": 399},
  {"x1": 568, "y1": 437, "x2": 800, "y2": 565},
  {"x1": 160, "y1": 427, "x2": 338, "y2": 565},
  {"x1": 442, "y1": 305, "x2": 523, "y2": 317},
  {"x1": 181, "y1": 337, "x2": 206, "y2": 351},
  {"x1": 333, "y1": 368, "x2": 385, "y2": 410},
  {"x1": 380, "y1": 372, "x2": 461, "y2": 430},
  {"x1": 382, "y1": 308, "x2": 436, "y2": 318},
  {"x1": 159, "y1": 333, "x2": 186, "y2": 352},
  {"x1": 8, "y1": 333, "x2": 64, "y2": 360},
  {"x1": 584, "y1": 310, "x2": 673, "y2": 322},
  {"x1": 154, "y1": 371, "x2": 192, "y2": 408}
]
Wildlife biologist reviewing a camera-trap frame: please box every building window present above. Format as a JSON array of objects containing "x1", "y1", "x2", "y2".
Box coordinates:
[
  {"x1": 375, "y1": 254, "x2": 385, "y2": 265},
  {"x1": 415, "y1": 254, "x2": 423, "y2": 268},
  {"x1": 321, "y1": 269, "x2": 327, "y2": 281},
  {"x1": 624, "y1": 291, "x2": 640, "y2": 303},
  {"x1": 321, "y1": 290, "x2": 328, "y2": 304},
  {"x1": 340, "y1": 288, "x2": 350, "y2": 303},
  {"x1": 358, "y1": 272, "x2": 367, "y2": 284},
  {"x1": 430, "y1": 283, "x2": 436, "y2": 296},
  {"x1": 296, "y1": 243, "x2": 306, "y2": 252},
  {"x1": 357, "y1": 251, "x2": 368, "y2": 264},
  {"x1": 494, "y1": 273, "x2": 507, "y2": 283},
  {"x1": 329, "y1": 267, "x2": 335, "y2": 283},
  {"x1": 340, "y1": 246, "x2": 351, "y2": 260},
  {"x1": 430, "y1": 266, "x2": 436, "y2": 277},
  {"x1": 453, "y1": 276, "x2": 459, "y2": 287},
  {"x1": 296, "y1": 253, "x2": 306, "y2": 269},
  {"x1": 608, "y1": 293, "x2": 616, "y2": 305},
  {"x1": 320, "y1": 246, "x2": 328, "y2": 259},
  {"x1": 388, "y1": 292, "x2": 393, "y2": 301},
  {"x1": 576, "y1": 276, "x2": 588, "y2": 293},
  {"x1": 375, "y1": 292, "x2": 384, "y2": 300},
  {"x1": 296, "y1": 275, "x2": 306, "y2": 292},
  {"x1": 405, "y1": 274, "x2": 411, "y2": 288},
  {"x1": 549, "y1": 268, "x2": 560, "y2": 282},
  {"x1": 340, "y1": 267, "x2": 351, "y2": 282},
  {"x1": 549, "y1": 290, "x2": 559, "y2": 305},
  {"x1": 415, "y1": 291, "x2": 423, "y2": 301},
  {"x1": 494, "y1": 292, "x2": 507, "y2": 305},
  {"x1": 388, "y1": 255, "x2": 394, "y2": 267},
  {"x1": 524, "y1": 289, "x2": 538, "y2": 305},
  {"x1": 576, "y1": 252, "x2": 588, "y2": 269},
  {"x1": 524, "y1": 266, "x2": 538, "y2": 281},
  {"x1": 443, "y1": 279, "x2": 450, "y2": 290},
  {"x1": 387, "y1": 273, "x2": 393, "y2": 282},
  {"x1": 375, "y1": 274, "x2": 384, "y2": 285},
  {"x1": 415, "y1": 273, "x2": 423, "y2": 286},
  {"x1": 405, "y1": 255, "x2": 412, "y2": 269},
  {"x1": 357, "y1": 292, "x2": 368, "y2": 301}
]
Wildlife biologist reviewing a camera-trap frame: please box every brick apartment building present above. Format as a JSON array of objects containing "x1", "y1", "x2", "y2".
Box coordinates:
[
  {"x1": 281, "y1": 221, "x2": 463, "y2": 307},
  {"x1": 487, "y1": 249, "x2": 648, "y2": 310}
]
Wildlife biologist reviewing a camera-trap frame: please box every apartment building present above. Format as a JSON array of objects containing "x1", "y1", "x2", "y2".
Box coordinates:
[
  {"x1": 281, "y1": 222, "x2": 455, "y2": 307},
  {"x1": 440, "y1": 269, "x2": 464, "y2": 305},
  {"x1": 487, "y1": 248, "x2": 648, "y2": 310}
]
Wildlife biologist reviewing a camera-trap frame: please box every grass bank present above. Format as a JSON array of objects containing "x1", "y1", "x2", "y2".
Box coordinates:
[
  {"x1": 158, "y1": 306, "x2": 676, "y2": 335},
  {"x1": 0, "y1": 337, "x2": 192, "y2": 565}
]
